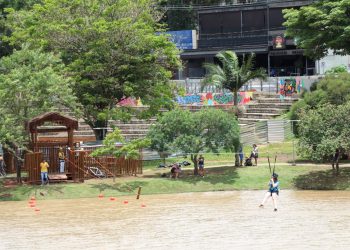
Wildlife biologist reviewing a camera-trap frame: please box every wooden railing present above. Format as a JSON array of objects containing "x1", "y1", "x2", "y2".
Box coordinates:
[
  {"x1": 24, "y1": 148, "x2": 143, "y2": 184},
  {"x1": 84, "y1": 155, "x2": 116, "y2": 181}
]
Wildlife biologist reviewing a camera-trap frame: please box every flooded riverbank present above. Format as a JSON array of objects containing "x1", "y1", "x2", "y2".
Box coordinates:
[{"x1": 1, "y1": 191, "x2": 349, "y2": 250}]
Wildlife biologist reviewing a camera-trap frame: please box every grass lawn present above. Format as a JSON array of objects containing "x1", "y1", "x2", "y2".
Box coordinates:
[
  {"x1": 143, "y1": 140, "x2": 301, "y2": 170},
  {"x1": 1, "y1": 163, "x2": 350, "y2": 201}
]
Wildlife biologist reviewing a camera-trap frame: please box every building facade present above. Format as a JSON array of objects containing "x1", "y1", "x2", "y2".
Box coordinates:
[{"x1": 178, "y1": 0, "x2": 316, "y2": 79}]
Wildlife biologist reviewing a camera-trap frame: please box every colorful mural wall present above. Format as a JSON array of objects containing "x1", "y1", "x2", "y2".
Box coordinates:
[
  {"x1": 176, "y1": 92, "x2": 254, "y2": 106},
  {"x1": 117, "y1": 97, "x2": 143, "y2": 106},
  {"x1": 279, "y1": 77, "x2": 303, "y2": 98},
  {"x1": 117, "y1": 92, "x2": 254, "y2": 107}
]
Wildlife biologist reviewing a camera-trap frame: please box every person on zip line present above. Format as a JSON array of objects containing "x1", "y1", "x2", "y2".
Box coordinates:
[{"x1": 259, "y1": 173, "x2": 279, "y2": 212}]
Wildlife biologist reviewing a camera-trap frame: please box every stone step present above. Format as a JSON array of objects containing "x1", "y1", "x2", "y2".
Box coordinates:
[
  {"x1": 256, "y1": 98, "x2": 298, "y2": 104},
  {"x1": 77, "y1": 125, "x2": 94, "y2": 131},
  {"x1": 109, "y1": 118, "x2": 157, "y2": 125},
  {"x1": 121, "y1": 134, "x2": 147, "y2": 140},
  {"x1": 252, "y1": 92, "x2": 279, "y2": 97},
  {"x1": 117, "y1": 129, "x2": 149, "y2": 135},
  {"x1": 109, "y1": 123, "x2": 154, "y2": 130},
  {"x1": 240, "y1": 113, "x2": 280, "y2": 119},
  {"x1": 246, "y1": 103, "x2": 294, "y2": 109},
  {"x1": 73, "y1": 130, "x2": 96, "y2": 136},
  {"x1": 238, "y1": 118, "x2": 269, "y2": 124},
  {"x1": 245, "y1": 108, "x2": 287, "y2": 114}
]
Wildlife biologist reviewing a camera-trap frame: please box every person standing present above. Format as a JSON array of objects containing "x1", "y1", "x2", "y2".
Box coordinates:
[
  {"x1": 332, "y1": 149, "x2": 340, "y2": 172},
  {"x1": 58, "y1": 147, "x2": 65, "y2": 173},
  {"x1": 198, "y1": 155, "x2": 205, "y2": 177},
  {"x1": 251, "y1": 144, "x2": 259, "y2": 166},
  {"x1": 259, "y1": 173, "x2": 279, "y2": 211},
  {"x1": 238, "y1": 145, "x2": 244, "y2": 166},
  {"x1": 40, "y1": 159, "x2": 49, "y2": 185}
]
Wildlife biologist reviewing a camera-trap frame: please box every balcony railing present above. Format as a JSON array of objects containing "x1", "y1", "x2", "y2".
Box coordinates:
[
  {"x1": 198, "y1": 35, "x2": 268, "y2": 49},
  {"x1": 164, "y1": 0, "x2": 314, "y2": 10}
]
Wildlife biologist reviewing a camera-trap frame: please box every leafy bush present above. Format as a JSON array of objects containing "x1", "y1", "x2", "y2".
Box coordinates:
[
  {"x1": 325, "y1": 65, "x2": 348, "y2": 75},
  {"x1": 289, "y1": 72, "x2": 350, "y2": 122},
  {"x1": 297, "y1": 102, "x2": 350, "y2": 162},
  {"x1": 147, "y1": 108, "x2": 241, "y2": 172}
]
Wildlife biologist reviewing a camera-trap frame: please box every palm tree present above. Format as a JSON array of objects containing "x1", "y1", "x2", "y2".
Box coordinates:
[{"x1": 202, "y1": 51, "x2": 267, "y2": 105}]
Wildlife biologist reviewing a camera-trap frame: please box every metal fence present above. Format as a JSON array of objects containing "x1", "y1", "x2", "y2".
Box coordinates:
[
  {"x1": 173, "y1": 75, "x2": 321, "y2": 94},
  {"x1": 240, "y1": 120, "x2": 297, "y2": 146}
]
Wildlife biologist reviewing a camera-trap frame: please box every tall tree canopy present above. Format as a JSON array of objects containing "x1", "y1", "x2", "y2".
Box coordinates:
[
  {"x1": 5, "y1": 0, "x2": 180, "y2": 138},
  {"x1": 147, "y1": 108, "x2": 240, "y2": 174},
  {"x1": 298, "y1": 102, "x2": 350, "y2": 168},
  {"x1": 0, "y1": 46, "x2": 76, "y2": 148},
  {"x1": 0, "y1": 0, "x2": 41, "y2": 57},
  {"x1": 283, "y1": 0, "x2": 350, "y2": 59},
  {"x1": 202, "y1": 51, "x2": 266, "y2": 105}
]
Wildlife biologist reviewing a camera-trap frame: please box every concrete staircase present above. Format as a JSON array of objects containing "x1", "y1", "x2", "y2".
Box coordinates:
[
  {"x1": 238, "y1": 92, "x2": 298, "y2": 125},
  {"x1": 37, "y1": 92, "x2": 298, "y2": 143},
  {"x1": 108, "y1": 119, "x2": 156, "y2": 141}
]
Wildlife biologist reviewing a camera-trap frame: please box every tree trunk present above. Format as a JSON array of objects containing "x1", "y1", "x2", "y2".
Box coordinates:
[
  {"x1": 3, "y1": 147, "x2": 14, "y2": 173},
  {"x1": 16, "y1": 163, "x2": 22, "y2": 184},
  {"x1": 191, "y1": 154, "x2": 198, "y2": 175},
  {"x1": 233, "y1": 90, "x2": 238, "y2": 106},
  {"x1": 235, "y1": 153, "x2": 240, "y2": 167}
]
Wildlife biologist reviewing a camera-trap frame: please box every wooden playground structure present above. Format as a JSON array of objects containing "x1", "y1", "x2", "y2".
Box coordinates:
[{"x1": 24, "y1": 112, "x2": 142, "y2": 184}]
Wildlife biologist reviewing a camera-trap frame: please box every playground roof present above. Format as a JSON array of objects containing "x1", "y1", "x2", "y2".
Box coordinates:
[{"x1": 27, "y1": 112, "x2": 79, "y2": 133}]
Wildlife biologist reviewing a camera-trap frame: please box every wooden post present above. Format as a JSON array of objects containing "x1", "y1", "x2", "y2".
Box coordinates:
[
  {"x1": 68, "y1": 128, "x2": 74, "y2": 149},
  {"x1": 78, "y1": 150, "x2": 85, "y2": 182},
  {"x1": 136, "y1": 186, "x2": 142, "y2": 199}
]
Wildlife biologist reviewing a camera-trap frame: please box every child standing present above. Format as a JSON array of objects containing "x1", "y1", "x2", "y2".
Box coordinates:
[
  {"x1": 198, "y1": 155, "x2": 205, "y2": 177},
  {"x1": 40, "y1": 159, "x2": 49, "y2": 185}
]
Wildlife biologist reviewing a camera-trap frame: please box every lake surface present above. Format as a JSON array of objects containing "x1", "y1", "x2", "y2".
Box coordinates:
[{"x1": 1, "y1": 191, "x2": 350, "y2": 250}]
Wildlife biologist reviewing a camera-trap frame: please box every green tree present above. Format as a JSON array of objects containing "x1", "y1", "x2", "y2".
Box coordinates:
[
  {"x1": 290, "y1": 72, "x2": 350, "y2": 122},
  {"x1": 0, "y1": 0, "x2": 40, "y2": 11},
  {"x1": 147, "y1": 108, "x2": 240, "y2": 175},
  {"x1": 5, "y1": 0, "x2": 180, "y2": 139},
  {"x1": 298, "y1": 102, "x2": 350, "y2": 172},
  {"x1": 91, "y1": 129, "x2": 150, "y2": 160},
  {"x1": 0, "y1": 46, "x2": 76, "y2": 181},
  {"x1": 202, "y1": 51, "x2": 266, "y2": 106},
  {"x1": 283, "y1": 0, "x2": 350, "y2": 59},
  {"x1": 0, "y1": 0, "x2": 41, "y2": 57}
]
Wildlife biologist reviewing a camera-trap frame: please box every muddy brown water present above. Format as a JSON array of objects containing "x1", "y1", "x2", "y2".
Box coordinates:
[{"x1": 1, "y1": 191, "x2": 350, "y2": 250}]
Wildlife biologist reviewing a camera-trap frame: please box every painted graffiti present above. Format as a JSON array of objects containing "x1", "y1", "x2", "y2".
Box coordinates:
[
  {"x1": 176, "y1": 95, "x2": 201, "y2": 105},
  {"x1": 117, "y1": 97, "x2": 142, "y2": 106},
  {"x1": 279, "y1": 77, "x2": 303, "y2": 98},
  {"x1": 116, "y1": 92, "x2": 254, "y2": 107},
  {"x1": 175, "y1": 92, "x2": 253, "y2": 106}
]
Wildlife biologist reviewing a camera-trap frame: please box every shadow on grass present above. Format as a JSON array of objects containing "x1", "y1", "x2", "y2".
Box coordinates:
[
  {"x1": 0, "y1": 178, "x2": 66, "y2": 201},
  {"x1": 149, "y1": 166, "x2": 239, "y2": 186},
  {"x1": 89, "y1": 181, "x2": 148, "y2": 193},
  {"x1": 294, "y1": 167, "x2": 350, "y2": 190}
]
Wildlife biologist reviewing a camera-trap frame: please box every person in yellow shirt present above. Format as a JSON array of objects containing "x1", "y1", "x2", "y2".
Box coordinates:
[
  {"x1": 58, "y1": 147, "x2": 65, "y2": 173},
  {"x1": 40, "y1": 159, "x2": 49, "y2": 185}
]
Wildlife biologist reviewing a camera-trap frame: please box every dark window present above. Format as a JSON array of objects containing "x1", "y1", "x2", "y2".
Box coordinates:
[
  {"x1": 269, "y1": 8, "x2": 285, "y2": 29},
  {"x1": 199, "y1": 13, "x2": 222, "y2": 34},
  {"x1": 221, "y1": 11, "x2": 241, "y2": 33},
  {"x1": 242, "y1": 10, "x2": 266, "y2": 32}
]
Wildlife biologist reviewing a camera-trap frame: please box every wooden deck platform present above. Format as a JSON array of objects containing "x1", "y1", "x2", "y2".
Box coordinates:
[{"x1": 48, "y1": 173, "x2": 68, "y2": 182}]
